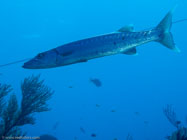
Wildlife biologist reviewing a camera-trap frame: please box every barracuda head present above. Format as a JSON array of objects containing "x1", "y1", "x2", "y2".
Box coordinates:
[{"x1": 22, "y1": 50, "x2": 58, "y2": 69}]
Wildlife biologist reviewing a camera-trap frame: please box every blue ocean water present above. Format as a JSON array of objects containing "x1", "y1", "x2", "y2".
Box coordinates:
[{"x1": 0, "y1": 0, "x2": 187, "y2": 139}]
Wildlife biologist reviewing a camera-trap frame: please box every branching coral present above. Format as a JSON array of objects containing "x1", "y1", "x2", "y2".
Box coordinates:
[
  {"x1": 164, "y1": 105, "x2": 187, "y2": 140},
  {"x1": 0, "y1": 84, "x2": 12, "y2": 116},
  {"x1": 0, "y1": 75, "x2": 53, "y2": 140},
  {"x1": 168, "y1": 127, "x2": 187, "y2": 140},
  {"x1": 163, "y1": 104, "x2": 181, "y2": 129}
]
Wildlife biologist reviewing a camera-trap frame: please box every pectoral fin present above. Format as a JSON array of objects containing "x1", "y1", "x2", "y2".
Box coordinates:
[
  {"x1": 118, "y1": 24, "x2": 134, "y2": 32},
  {"x1": 61, "y1": 50, "x2": 74, "y2": 57},
  {"x1": 123, "y1": 48, "x2": 137, "y2": 55}
]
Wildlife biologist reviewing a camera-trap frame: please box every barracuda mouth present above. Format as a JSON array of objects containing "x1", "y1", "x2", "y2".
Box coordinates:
[
  {"x1": 22, "y1": 57, "x2": 58, "y2": 69},
  {"x1": 22, "y1": 63, "x2": 37, "y2": 69},
  {"x1": 22, "y1": 59, "x2": 42, "y2": 69}
]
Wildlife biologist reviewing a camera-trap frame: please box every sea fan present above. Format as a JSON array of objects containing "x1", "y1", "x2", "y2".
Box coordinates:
[
  {"x1": 169, "y1": 127, "x2": 187, "y2": 140},
  {"x1": 0, "y1": 75, "x2": 53, "y2": 140},
  {"x1": 0, "y1": 84, "x2": 12, "y2": 116},
  {"x1": 163, "y1": 104, "x2": 181, "y2": 129}
]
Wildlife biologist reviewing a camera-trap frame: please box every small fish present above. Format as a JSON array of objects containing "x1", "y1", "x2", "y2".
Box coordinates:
[
  {"x1": 134, "y1": 112, "x2": 140, "y2": 116},
  {"x1": 111, "y1": 109, "x2": 116, "y2": 113},
  {"x1": 74, "y1": 136, "x2": 78, "y2": 140},
  {"x1": 113, "y1": 138, "x2": 118, "y2": 140},
  {"x1": 96, "y1": 104, "x2": 101, "y2": 108},
  {"x1": 80, "y1": 127, "x2": 86, "y2": 134},
  {"x1": 144, "y1": 121, "x2": 149, "y2": 125},
  {"x1": 91, "y1": 133, "x2": 96, "y2": 137},
  {"x1": 90, "y1": 78, "x2": 102, "y2": 87},
  {"x1": 68, "y1": 86, "x2": 73, "y2": 88}
]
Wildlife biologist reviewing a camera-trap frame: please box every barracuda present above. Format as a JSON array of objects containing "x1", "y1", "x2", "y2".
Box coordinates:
[{"x1": 23, "y1": 8, "x2": 179, "y2": 69}]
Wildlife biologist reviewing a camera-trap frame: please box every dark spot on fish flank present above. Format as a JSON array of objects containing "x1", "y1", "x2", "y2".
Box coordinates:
[{"x1": 113, "y1": 42, "x2": 117, "y2": 45}]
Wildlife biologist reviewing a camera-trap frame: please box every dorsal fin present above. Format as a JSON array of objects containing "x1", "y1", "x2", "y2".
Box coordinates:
[
  {"x1": 123, "y1": 48, "x2": 137, "y2": 55},
  {"x1": 118, "y1": 24, "x2": 134, "y2": 32}
]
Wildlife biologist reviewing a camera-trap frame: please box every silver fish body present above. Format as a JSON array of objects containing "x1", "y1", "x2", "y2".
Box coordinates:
[
  {"x1": 54, "y1": 29, "x2": 159, "y2": 62},
  {"x1": 23, "y1": 8, "x2": 178, "y2": 69}
]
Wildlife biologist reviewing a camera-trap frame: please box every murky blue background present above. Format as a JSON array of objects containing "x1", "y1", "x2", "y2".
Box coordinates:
[{"x1": 0, "y1": 0, "x2": 187, "y2": 139}]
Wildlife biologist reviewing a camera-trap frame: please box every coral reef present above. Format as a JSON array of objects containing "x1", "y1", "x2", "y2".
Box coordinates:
[
  {"x1": 0, "y1": 75, "x2": 53, "y2": 140},
  {"x1": 164, "y1": 104, "x2": 187, "y2": 140},
  {"x1": 168, "y1": 127, "x2": 187, "y2": 140}
]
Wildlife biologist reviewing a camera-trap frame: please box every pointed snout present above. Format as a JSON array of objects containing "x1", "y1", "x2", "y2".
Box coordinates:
[
  {"x1": 22, "y1": 59, "x2": 40, "y2": 69},
  {"x1": 22, "y1": 61, "x2": 34, "y2": 69}
]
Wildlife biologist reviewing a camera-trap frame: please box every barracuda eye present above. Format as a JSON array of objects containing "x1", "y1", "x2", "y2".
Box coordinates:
[{"x1": 37, "y1": 53, "x2": 45, "y2": 59}]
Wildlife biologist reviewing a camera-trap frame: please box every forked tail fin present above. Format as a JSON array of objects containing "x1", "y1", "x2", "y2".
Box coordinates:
[{"x1": 156, "y1": 6, "x2": 180, "y2": 52}]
